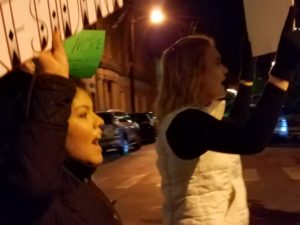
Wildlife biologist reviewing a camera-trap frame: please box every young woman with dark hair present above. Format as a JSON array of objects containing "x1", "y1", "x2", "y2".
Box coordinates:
[{"x1": 0, "y1": 32, "x2": 122, "y2": 225}]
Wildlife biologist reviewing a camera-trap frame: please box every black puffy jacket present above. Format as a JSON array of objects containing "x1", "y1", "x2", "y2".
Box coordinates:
[{"x1": 0, "y1": 71, "x2": 122, "y2": 225}]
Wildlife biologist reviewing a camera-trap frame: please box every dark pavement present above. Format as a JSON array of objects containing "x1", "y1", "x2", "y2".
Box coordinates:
[
  {"x1": 242, "y1": 147, "x2": 300, "y2": 225},
  {"x1": 93, "y1": 144, "x2": 300, "y2": 225}
]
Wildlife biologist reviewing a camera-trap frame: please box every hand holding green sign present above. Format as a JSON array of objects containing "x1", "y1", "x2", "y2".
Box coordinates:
[{"x1": 64, "y1": 30, "x2": 106, "y2": 78}]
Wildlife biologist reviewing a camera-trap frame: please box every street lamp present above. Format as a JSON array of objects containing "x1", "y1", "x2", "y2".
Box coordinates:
[
  {"x1": 129, "y1": 7, "x2": 165, "y2": 112},
  {"x1": 150, "y1": 8, "x2": 165, "y2": 24}
]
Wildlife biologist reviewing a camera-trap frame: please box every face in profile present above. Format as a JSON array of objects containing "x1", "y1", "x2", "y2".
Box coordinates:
[
  {"x1": 200, "y1": 45, "x2": 228, "y2": 103},
  {"x1": 65, "y1": 88, "x2": 104, "y2": 166}
]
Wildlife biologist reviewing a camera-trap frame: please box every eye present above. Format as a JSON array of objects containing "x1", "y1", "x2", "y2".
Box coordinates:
[
  {"x1": 78, "y1": 112, "x2": 88, "y2": 118},
  {"x1": 77, "y1": 109, "x2": 89, "y2": 118},
  {"x1": 75, "y1": 106, "x2": 91, "y2": 118}
]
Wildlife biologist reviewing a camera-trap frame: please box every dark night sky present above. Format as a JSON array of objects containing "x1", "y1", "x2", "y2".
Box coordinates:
[
  {"x1": 146, "y1": 0, "x2": 300, "y2": 84},
  {"x1": 147, "y1": 0, "x2": 248, "y2": 82}
]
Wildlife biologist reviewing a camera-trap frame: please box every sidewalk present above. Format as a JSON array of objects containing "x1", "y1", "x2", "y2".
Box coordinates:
[
  {"x1": 249, "y1": 200, "x2": 300, "y2": 225},
  {"x1": 96, "y1": 145, "x2": 300, "y2": 225},
  {"x1": 243, "y1": 147, "x2": 300, "y2": 225}
]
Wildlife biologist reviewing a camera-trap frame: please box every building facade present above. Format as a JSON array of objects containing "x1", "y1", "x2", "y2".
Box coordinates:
[{"x1": 86, "y1": 4, "x2": 158, "y2": 113}]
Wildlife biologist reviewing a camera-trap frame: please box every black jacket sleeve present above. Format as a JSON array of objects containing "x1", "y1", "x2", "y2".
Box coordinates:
[
  {"x1": 3, "y1": 74, "x2": 75, "y2": 201},
  {"x1": 166, "y1": 83, "x2": 286, "y2": 159},
  {"x1": 226, "y1": 84, "x2": 252, "y2": 125}
]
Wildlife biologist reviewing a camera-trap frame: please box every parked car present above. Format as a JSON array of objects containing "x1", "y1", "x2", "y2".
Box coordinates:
[
  {"x1": 129, "y1": 112, "x2": 157, "y2": 144},
  {"x1": 269, "y1": 114, "x2": 300, "y2": 144},
  {"x1": 271, "y1": 115, "x2": 289, "y2": 142},
  {"x1": 96, "y1": 111, "x2": 141, "y2": 155},
  {"x1": 287, "y1": 114, "x2": 300, "y2": 141}
]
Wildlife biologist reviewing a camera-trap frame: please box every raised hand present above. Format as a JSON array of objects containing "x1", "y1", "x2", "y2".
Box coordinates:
[
  {"x1": 271, "y1": 6, "x2": 300, "y2": 81},
  {"x1": 34, "y1": 32, "x2": 69, "y2": 78}
]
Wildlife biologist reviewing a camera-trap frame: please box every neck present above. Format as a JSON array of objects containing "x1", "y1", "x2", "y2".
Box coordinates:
[{"x1": 64, "y1": 158, "x2": 96, "y2": 181}]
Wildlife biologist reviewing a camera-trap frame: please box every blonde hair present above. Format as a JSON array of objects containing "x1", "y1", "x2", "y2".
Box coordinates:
[{"x1": 155, "y1": 34, "x2": 214, "y2": 121}]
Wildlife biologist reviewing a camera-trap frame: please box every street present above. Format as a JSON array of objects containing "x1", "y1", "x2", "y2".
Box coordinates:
[{"x1": 93, "y1": 144, "x2": 300, "y2": 225}]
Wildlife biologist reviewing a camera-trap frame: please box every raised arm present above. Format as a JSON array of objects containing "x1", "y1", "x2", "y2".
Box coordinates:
[
  {"x1": 167, "y1": 6, "x2": 300, "y2": 159},
  {"x1": 1, "y1": 32, "x2": 75, "y2": 202},
  {"x1": 226, "y1": 38, "x2": 255, "y2": 124}
]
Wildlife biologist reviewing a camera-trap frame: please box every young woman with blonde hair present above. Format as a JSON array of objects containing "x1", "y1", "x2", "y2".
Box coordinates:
[{"x1": 155, "y1": 7, "x2": 300, "y2": 225}]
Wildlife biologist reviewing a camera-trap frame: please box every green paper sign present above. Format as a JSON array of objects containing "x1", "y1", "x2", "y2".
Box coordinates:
[{"x1": 64, "y1": 30, "x2": 106, "y2": 78}]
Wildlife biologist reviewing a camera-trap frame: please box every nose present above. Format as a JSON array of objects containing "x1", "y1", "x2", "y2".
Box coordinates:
[
  {"x1": 223, "y1": 64, "x2": 228, "y2": 75},
  {"x1": 93, "y1": 113, "x2": 104, "y2": 129}
]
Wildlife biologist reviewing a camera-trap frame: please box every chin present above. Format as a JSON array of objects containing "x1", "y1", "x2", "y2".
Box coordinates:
[
  {"x1": 89, "y1": 157, "x2": 103, "y2": 167},
  {"x1": 83, "y1": 154, "x2": 103, "y2": 167},
  {"x1": 220, "y1": 90, "x2": 227, "y2": 99},
  {"x1": 88, "y1": 146, "x2": 103, "y2": 166},
  {"x1": 213, "y1": 93, "x2": 226, "y2": 101}
]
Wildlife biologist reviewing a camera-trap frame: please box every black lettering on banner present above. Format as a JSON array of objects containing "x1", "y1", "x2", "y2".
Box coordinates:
[
  {"x1": 79, "y1": 0, "x2": 89, "y2": 27},
  {"x1": 104, "y1": 0, "x2": 117, "y2": 16},
  {"x1": 94, "y1": 0, "x2": 121, "y2": 18},
  {"x1": 96, "y1": 0, "x2": 109, "y2": 18},
  {"x1": 28, "y1": 0, "x2": 41, "y2": 52},
  {"x1": 0, "y1": 0, "x2": 21, "y2": 67},
  {"x1": 48, "y1": 0, "x2": 61, "y2": 34},
  {"x1": 34, "y1": 0, "x2": 50, "y2": 50},
  {"x1": 94, "y1": 0, "x2": 101, "y2": 18},
  {"x1": 68, "y1": 0, "x2": 83, "y2": 34},
  {"x1": 30, "y1": 0, "x2": 48, "y2": 50},
  {"x1": 107, "y1": 0, "x2": 115, "y2": 14},
  {"x1": 59, "y1": 0, "x2": 71, "y2": 38},
  {"x1": 0, "y1": 7, "x2": 10, "y2": 72}
]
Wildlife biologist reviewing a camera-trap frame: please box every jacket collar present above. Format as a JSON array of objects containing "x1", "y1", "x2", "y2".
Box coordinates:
[{"x1": 64, "y1": 158, "x2": 96, "y2": 182}]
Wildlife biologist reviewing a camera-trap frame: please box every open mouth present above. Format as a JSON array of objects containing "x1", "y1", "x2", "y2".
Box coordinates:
[
  {"x1": 221, "y1": 79, "x2": 228, "y2": 88},
  {"x1": 92, "y1": 138, "x2": 99, "y2": 146}
]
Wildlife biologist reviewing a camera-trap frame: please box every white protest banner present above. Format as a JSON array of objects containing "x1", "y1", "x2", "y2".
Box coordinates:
[
  {"x1": 1, "y1": 0, "x2": 22, "y2": 70},
  {"x1": 11, "y1": 0, "x2": 42, "y2": 61},
  {"x1": 98, "y1": 0, "x2": 110, "y2": 18},
  {"x1": 0, "y1": 0, "x2": 123, "y2": 77},
  {"x1": 48, "y1": 0, "x2": 61, "y2": 34},
  {"x1": 116, "y1": 0, "x2": 123, "y2": 8},
  {"x1": 243, "y1": 0, "x2": 293, "y2": 57},
  {"x1": 34, "y1": 0, "x2": 54, "y2": 51},
  {"x1": 58, "y1": 0, "x2": 72, "y2": 39},
  {"x1": 87, "y1": 0, "x2": 97, "y2": 25},
  {"x1": 0, "y1": 8, "x2": 11, "y2": 75},
  {"x1": 69, "y1": 0, "x2": 84, "y2": 35}
]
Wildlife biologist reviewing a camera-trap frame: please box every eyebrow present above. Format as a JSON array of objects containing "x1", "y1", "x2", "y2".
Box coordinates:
[{"x1": 74, "y1": 105, "x2": 91, "y2": 111}]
